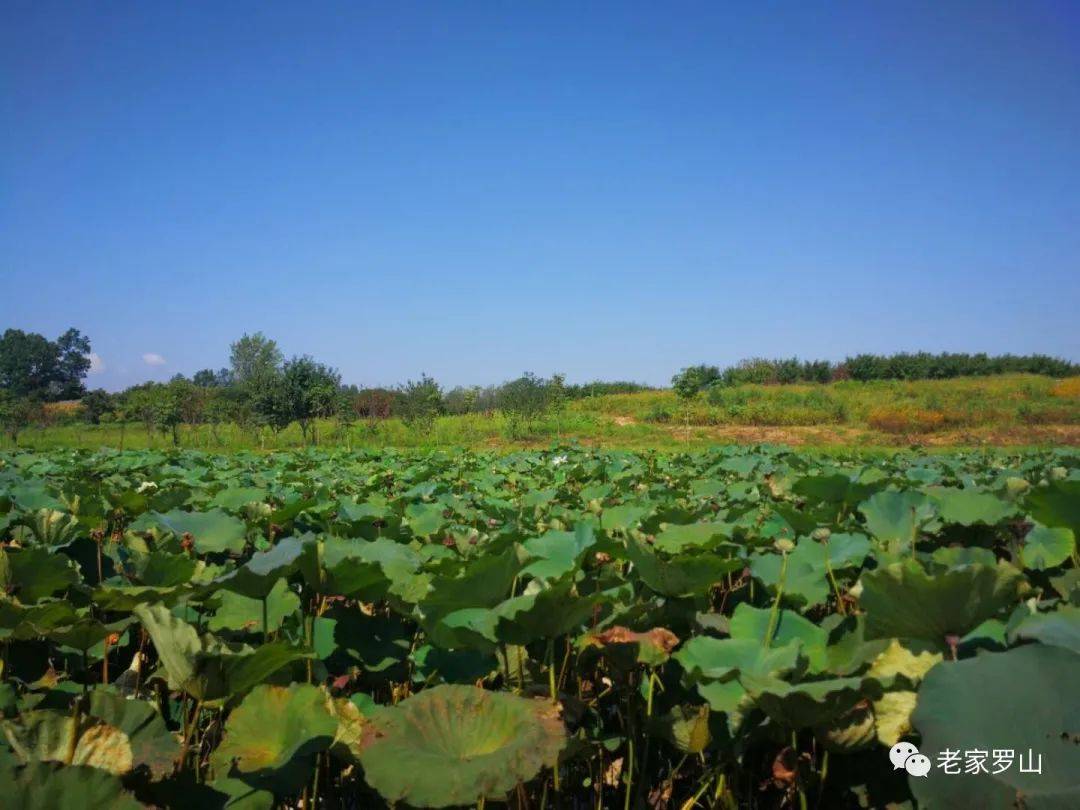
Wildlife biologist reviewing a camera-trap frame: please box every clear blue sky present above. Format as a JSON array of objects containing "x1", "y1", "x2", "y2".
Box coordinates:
[{"x1": 2, "y1": 2, "x2": 1078, "y2": 390}]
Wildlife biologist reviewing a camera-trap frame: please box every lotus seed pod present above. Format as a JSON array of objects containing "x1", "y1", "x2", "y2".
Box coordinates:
[
  {"x1": 1050, "y1": 466, "x2": 1068, "y2": 480},
  {"x1": 774, "y1": 537, "x2": 795, "y2": 553},
  {"x1": 812, "y1": 527, "x2": 831, "y2": 541},
  {"x1": 1005, "y1": 477, "x2": 1030, "y2": 496}
]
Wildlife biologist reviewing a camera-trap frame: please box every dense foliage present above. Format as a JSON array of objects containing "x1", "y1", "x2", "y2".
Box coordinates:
[
  {"x1": 1, "y1": 445, "x2": 1078, "y2": 808},
  {"x1": 674, "y1": 353, "x2": 1080, "y2": 391}
]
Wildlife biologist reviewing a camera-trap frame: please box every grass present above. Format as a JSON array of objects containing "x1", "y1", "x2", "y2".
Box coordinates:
[{"x1": 6, "y1": 374, "x2": 1079, "y2": 452}]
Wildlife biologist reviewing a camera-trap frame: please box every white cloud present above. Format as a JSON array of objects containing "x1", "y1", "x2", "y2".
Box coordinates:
[
  {"x1": 142, "y1": 353, "x2": 167, "y2": 367},
  {"x1": 87, "y1": 353, "x2": 106, "y2": 374}
]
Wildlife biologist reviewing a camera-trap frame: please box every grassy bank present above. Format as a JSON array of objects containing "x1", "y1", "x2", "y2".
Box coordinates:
[{"x1": 7, "y1": 374, "x2": 1079, "y2": 451}]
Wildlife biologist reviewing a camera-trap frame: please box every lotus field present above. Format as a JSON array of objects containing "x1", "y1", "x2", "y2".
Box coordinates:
[{"x1": 1, "y1": 445, "x2": 1079, "y2": 809}]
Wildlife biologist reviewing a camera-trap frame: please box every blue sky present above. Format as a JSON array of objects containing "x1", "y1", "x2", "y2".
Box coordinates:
[{"x1": 2, "y1": 2, "x2": 1078, "y2": 390}]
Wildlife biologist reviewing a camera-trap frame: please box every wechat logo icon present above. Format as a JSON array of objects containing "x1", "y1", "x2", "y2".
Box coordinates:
[{"x1": 889, "y1": 742, "x2": 931, "y2": 777}]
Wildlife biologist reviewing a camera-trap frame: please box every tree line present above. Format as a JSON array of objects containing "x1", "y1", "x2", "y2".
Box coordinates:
[
  {"x1": 672, "y1": 352, "x2": 1079, "y2": 392},
  {"x1": 0, "y1": 328, "x2": 649, "y2": 444}
]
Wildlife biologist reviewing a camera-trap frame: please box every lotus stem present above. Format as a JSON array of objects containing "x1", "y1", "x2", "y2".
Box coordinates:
[
  {"x1": 547, "y1": 639, "x2": 557, "y2": 703},
  {"x1": 764, "y1": 552, "x2": 789, "y2": 648}
]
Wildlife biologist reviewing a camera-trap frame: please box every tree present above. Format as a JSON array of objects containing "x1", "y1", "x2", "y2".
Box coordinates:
[
  {"x1": 253, "y1": 356, "x2": 341, "y2": 444},
  {"x1": 193, "y1": 367, "x2": 233, "y2": 387},
  {"x1": 80, "y1": 389, "x2": 116, "y2": 424},
  {"x1": 0, "y1": 327, "x2": 92, "y2": 400},
  {"x1": 672, "y1": 366, "x2": 706, "y2": 443},
  {"x1": 398, "y1": 375, "x2": 443, "y2": 434},
  {"x1": 229, "y1": 333, "x2": 282, "y2": 384},
  {"x1": 0, "y1": 391, "x2": 41, "y2": 444}
]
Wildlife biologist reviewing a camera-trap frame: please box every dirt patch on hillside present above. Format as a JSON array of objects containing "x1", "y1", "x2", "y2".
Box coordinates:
[{"x1": 665, "y1": 423, "x2": 1080, "y2": 447}]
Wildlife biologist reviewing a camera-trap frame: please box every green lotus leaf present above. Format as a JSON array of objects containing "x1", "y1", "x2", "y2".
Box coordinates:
[
  {"x1": 2, "y1": 711, "x2": 133, "y2": 774},
  {"x1": 494, "y1": 581, "x2": 625, "y2": 645},
  {"x1": 210, "y1": 487, "x2": 267, "y2": 511},
  {"x1": 5, "y1": 547, "x2": 81, "y2": 603},
  {"x1": 358, "y1": 685, "x2": 566, "y2": 808},
  {"x1": 675, "y1": 637, "x2": 803, "y2": 684},
  {"x1": 729, "y1": 603, "x2": 829, "y2": 672},
  {"x1": 135, "y1": 603, "x2": 306, "y2": 700},
  {"x1": 215, "y1": 537, "x2": 306, "y2": 599},
  {"x1": 1025, "y1": 481, "x2": 1080, "y2": 537},
  {"x1": 520, "y1": 525, "x2": 595, "y2": 581},
  {"x1": 305, "y1": 537, "x2": 394, "y2": 599},
  {"x1": 208, "y1": 578, "x2": 300, "y2": 634},
  {"x1": 860, "y1": 561, "x2": 1027, "y2": 645},
  {"x1": 750, "y1": 542, "x2": 831, "y2": 609},
  {"x1": 93, "y1": 585, "x2": 190, "y2": 612},
  {"x1": 652, "y1": 521, "x2": 733, "y2": 554},
  {"x1": 601, "y1": 503, "x2": 652, "y2": 533},
  {"x1": 327, "y1": 609, "x2": 411, "y2": 673},
  {"x1": 410, "y1": 645, "x2": 497, "y2": 685},
  {"x1": 423, "y1": 607, "x2": 499, "y2": 652},
  {"x1": 911, "y1": 644, "x2": 1080, "y2": 808},
  {"x1": 419, "y1": 547, "x2": 522, "y2": 625},
  {"x1": 149, "y1": 509, "x2": 247, "y2": 555},
  {"x1": 205, "y1": 777, "x2": 274, "y2": 810},
  {"x1": 213, "y1": 683, "x2": 337, "y2": 793},
  {"x1": 624, "y1": 536, "x2": 742, "y2": 597},
  {"x1": 741, "y1": 674, "x2": 868, "y2": 730},
  {"x1": 0, "y1": 761, "x2": 143, "y2": 810},
  {"x1": 0, "y1": 599, "x2": 81, "y2": 640},
  {"x1": 1007, "y1": 606, "x2": 1080, "y2": 654},
  {"x1": 927, "y1": 487, "x2": 1017, "y2": 526},
  {"x1": 131, "y1": 551, "x2": 199, "y2": 587},
  {"x1": 792, "y1": 474, "x2": 871, "y2": 505},
  {"x1": 86, "y1": 690, "x2": 178, "y2": 779},
  {"x1": 858, "y1": 490, "x2": 935, "y2": 550},
  {"x1": 1020, "y1": 524, "x2": 1075, "y2": 571}
]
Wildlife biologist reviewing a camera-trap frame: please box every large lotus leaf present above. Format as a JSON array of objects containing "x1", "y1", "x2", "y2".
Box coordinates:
[
  {"x1": 494, "y1": 581, "x2": 624, "y2": 645},
  {"x1": 741, "y1": 674, "x2": 868, "y2": 730},
  {"x1": 824, "y1": 532, "x2": 872, "y2": 569},
  {"x1": 423, "y1": 607, "x2": 500, "y2": 652},
  {"x1": 0, "y1": 600, "x2": 81, "y2": 641},
  {"x1": 205, "y1": 777, "x2": 274, "y2": 810},
  {"x1": 911, "y1": 644, "x2": 1080, "y2": 808},
  {"x1": 1020, "y1": 525, "x2": 1075, "y2": 571},
  {"x1": 327, "y1": 609, "x2": 411, "y2": 673},
  {"x1": 306, "y1": 537, "x2": 394, "y2": 599},
  {"x1": 652, "y1": 521, "x2": 733, "y2": 554},
  {"x1": 211, "y1": 487, "x2": 267, "y2": 511},
  {"x1": 150, "y1": 509, "x2": 247, "y2": 555},
  {"x1": 750, "y1": 542, "x2": 830, "y2": 609},
  {"x1": 2, "y1": 711, "x2": 133, "y2": 774},
  {"x1": 624, "y1": 536, "x2": 742, "y2": 597},
  {"x1": 520, "y1": 525, "x2": 595, "y2": 581},
  {"x1": 412, "y1": 646, "x2": 496, "y2": 688},
  {"x1": 1007, "y1": 606, "x2": 1080, "y2": 654},
  {"x1": 135, "y1": 603, "x2": 306, "y2": 700},
  {"x1": 403, "y1": 502, "x2": 448, "y2": 538},
  {"x1": 675, "y1": 637, "x2": 802, "y2": 684},
  {"x1": 0, "y1": 761, "x2": 143, "y2": 810},
  {"x1": 729, "y1": 603, "x2": 828, "y2": 672},
  {"x1": 45, "y1": 618, "x2": 112, "y2": 652},
  {"x1": 927, "y1": 487, "x2": 1017, "y2": 526},
  {"x1": 215, "y1": 537, "x2": 306, "y2": 599},
  {"x1": 601, "y1": 502, "x2": 652, "y2": 533},
  {"x1": 6, "y1": 547, "x2": 81, "y2": 602},
  {"x1": 865, "y1": 639, "x2": 942, "y2": 686},
  {"x1": 213, "y1": 683, "x2": 337, "y2": 793},
  {"x1": 358, "y1": 685, "x2": 565, "y2": 808},
  {"x1": 93, "y1": 584, "x2": 190, "y2": 612},
  {"x1": 792, "y1": 473, "x2": 872, "y2": 505},
  {"x1": 1025, "y1": 481, "x2": 1080, "y2": 537},
  {"x1": 208, "y1": 578, "x2": 300, "y2": 634},
  {"x1": 132, "y1": 551, "x2": 199, "y2": 587},
  {"x1": 860, "y1": 561, "x2": 1026, "y2": 644},
  {"x1": 419, "y1": 546, "x2": 521, "y2": 622},
  {"x1": 86, "y1": 690, "x2": 178, "y2": 779},
  {"x1": 858, "y1": 490, "x2": 935, "y2": 549}
]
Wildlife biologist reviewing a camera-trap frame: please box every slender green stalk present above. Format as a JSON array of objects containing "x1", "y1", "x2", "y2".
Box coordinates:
[{"x1": 764, "y1": 552, "x2": 789, "y2": 648}]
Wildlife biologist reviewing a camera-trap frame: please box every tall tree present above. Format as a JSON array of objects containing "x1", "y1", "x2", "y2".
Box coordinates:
[
  {"x1": 0, "y1": 328, "x2": 92, "y2": 400},
  {"x1": 229, "y1": 333, "x2": 282, "y2": 384}
]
